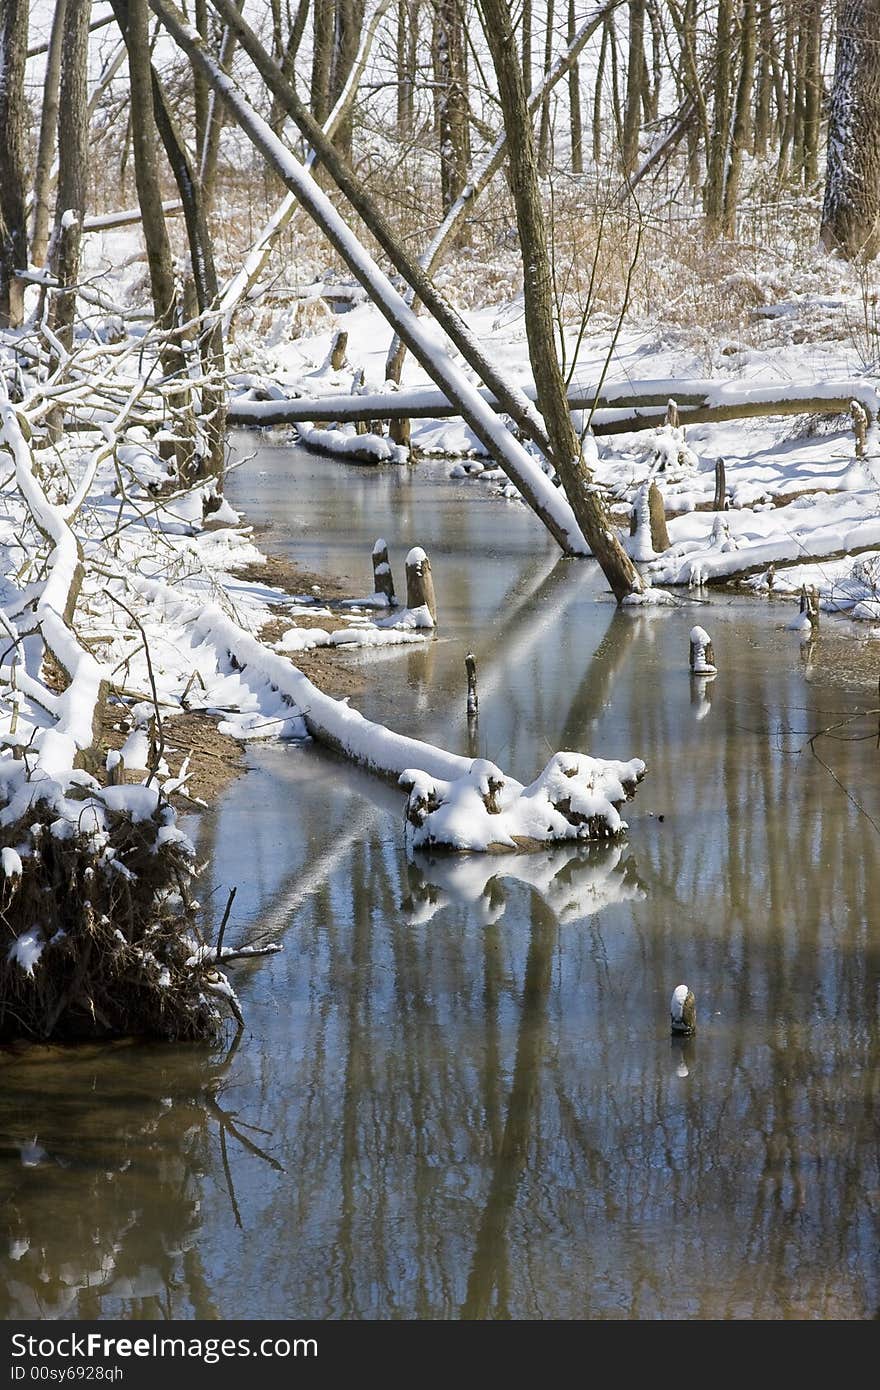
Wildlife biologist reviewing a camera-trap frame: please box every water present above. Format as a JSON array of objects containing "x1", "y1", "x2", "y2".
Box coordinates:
[{"x1": 2, "y1": 440, "x2": 879, "y2": 1320}]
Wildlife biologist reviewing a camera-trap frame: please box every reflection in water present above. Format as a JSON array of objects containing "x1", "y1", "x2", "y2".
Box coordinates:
[
  {"x1": 0, "y1": 1046, "x2": 279, "y2": 1319},
  {"x1": 404, "y1": 843, "x2": 645, "y2": 927},
  {"x1": 3, "y1": 444, "x2": 879, "y2": 1319}
]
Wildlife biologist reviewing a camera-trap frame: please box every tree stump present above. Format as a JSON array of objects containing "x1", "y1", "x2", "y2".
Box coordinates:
[
  {"x1": 389, "y1": 416, "x2": 411, "y2": 449},
  {"x1": 851, "y1": 399, "x2": 868, "y2": 459},
  {"x1": 405, "y1": 546, "x2": 437, "y2": 624},
  {"x1": 371, "y1": 538, "x2": 396, "y2": 605},
  {"x1": 647, "y1": 481, "x2": 670, "y2": 552},
  {"x1": 465, "y1": 652, "x2": 478, "y2": 717},
  {"x1": 689, "y1": 625, "x2": 717, "y2": 674},
  {"x1": 329, "y1": 329, "x2": 348, "y2": 370},
  {"x1": 670, "y1": 984, "x2": 697, "y2": 1036},
  {"x1": 713, "y1": 456, "x2": 727, "y2": 511}
]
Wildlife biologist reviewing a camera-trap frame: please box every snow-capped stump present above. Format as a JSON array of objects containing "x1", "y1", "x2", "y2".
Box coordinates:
[
  {"x1": 671, "y1": 985, "x2": 697, "y2": 1036},
  {"x1": 400, "y1": 751, "x2": 646, "y2": 852},
  {"x1": 792, "y1": 583, "x2": 820, "y2": 634},
  {"x1": 689, "y1": 626, "x2": 717, "y2": 675},
  {"x1": 404, "y1": 546, "x2": 437, "y2": 626},
  {"x1": 630, "y1": 481, "x2": 669, "y2": 560},
  {"x1": 371, "y1": 537, "x2": 397, "y2": 606}
]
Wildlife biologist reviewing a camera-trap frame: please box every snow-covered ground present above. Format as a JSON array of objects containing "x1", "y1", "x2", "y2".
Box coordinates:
[{"x1": 221, "y1": 259, "x2": 880, "y2": 633}]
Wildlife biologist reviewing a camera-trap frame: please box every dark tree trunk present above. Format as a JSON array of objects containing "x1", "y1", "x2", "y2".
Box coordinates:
[
  {"x1": 0, "y1": 0, "x2": 29, "y2": 328},
  {"x1": 567, "y1": 0, "x2": 582, "y2": 173},
  {"x1": 433, "y1": 0, "x2": 470, "y2": 215},
  {"x1": 31, "y1": 0, "x2": 68, "y2": 270},
  {"x1": 49, "y1": 0, "x2": 90, "y2": 354},
  {"x1": 622, "y1": 0, "x2": 645, "y2": 175},
  {"x1": 821, "y1": 0, "x2": 880, "y2": 259}
]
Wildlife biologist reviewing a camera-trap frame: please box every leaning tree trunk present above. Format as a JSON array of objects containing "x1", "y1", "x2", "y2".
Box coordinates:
[
  {"x1": 821, "y1": 0, "x2": 880, "y2": 260},
  {"x1": 0, "y1": 0, "x2": 30, "y2": 328},
  {"x1": 148, "y1": 0, "x2": 591, "y2": 556},
  {"x1": 478, "y1": 0, "x2": 645, "y2": 601},
  {"x1": 206, "y1": 0, "x2": 554, "y2": 464},
  {"x1": 31, "y1": 0, "x2": 68, "y2": 269},
  {"x1": 48, "y1": 0, "x2": 91, "y2": 356}
]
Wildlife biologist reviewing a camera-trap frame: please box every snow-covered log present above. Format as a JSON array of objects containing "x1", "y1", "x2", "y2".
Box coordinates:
[
  {"x1": 229, "y1": 375, "x2": 880, "y2": 441},
  {"x1": 401, "y1": 752, "x2": 646, "y2": 852},
  {"x1": 132, "y1": 579, "x2": 646, "y2": 852}
]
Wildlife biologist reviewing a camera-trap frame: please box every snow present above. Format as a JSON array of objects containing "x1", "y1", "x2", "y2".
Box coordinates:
[
  {"x1": 8, "y1": 931, "x2": 44, "y2": 978},
  {"x1": 1, "y1": 847, "x2": 22, "y2": 878},
  {"x1": 402, "y1": 751, "x2": 645, "y2": 851},
  {"x1": 671, "y1": 984, "x2": 690, "y2": 1021}
]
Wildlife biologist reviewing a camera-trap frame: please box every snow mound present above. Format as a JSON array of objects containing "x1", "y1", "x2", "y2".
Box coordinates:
[{"x1": 400, "y1": 751, "x2": 646, "y2": 852}]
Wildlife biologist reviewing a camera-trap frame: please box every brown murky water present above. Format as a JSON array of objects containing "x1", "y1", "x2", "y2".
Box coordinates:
[{"x1": 2, "y1": 441, "x2": 879, "y2": 1319}]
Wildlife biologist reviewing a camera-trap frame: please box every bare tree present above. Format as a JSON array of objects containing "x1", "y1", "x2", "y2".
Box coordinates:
[{"x1": 477, "y1": 0, "x2": 645, "y2": 600}]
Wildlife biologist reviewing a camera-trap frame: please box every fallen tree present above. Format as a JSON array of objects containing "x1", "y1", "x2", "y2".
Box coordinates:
[{"x1": 229, "y1": 376, "x2": 880, "y2": 435}]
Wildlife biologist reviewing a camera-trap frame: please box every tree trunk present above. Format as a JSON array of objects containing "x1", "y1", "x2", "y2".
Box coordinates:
[
  {"x1": 821, "y1": 0, "x2": 880, "y2": 259},
  {"x1": 753, "y1": 0, "x2": 773, "y2": 156},
  {"x1": 311, "y1": 0, "x2": 334, "y2": 123},
  {"x1": 110, "y1": 0, "x2": 179, "y2": 337},
  {"x1": 31, "y1": 0, "x2": 68, "y2": 270},
  {"x1": 567, "y1": 0, "x2": 582, "y2": 173},
  {"x1": 478, "y1": 0, "x2": 645, "y2": 600},
  {"x1": 200, "y1": 7, "x2": 243, "y2": 206},
  {"x1": 0, "y1": 0, "x2": 29, "y2": 328},
  {"x1": 48, "y1": 0, "x2": 90, "y2": 355},
  {"x1": 723, "y1": 0, "x2": 756, "y2": 236},
  {"x1": 622, "y1": 0, "x2": 645, "y2": 176},
  {"x1": 433, "y1": 0, "x2": 470, "y2": 215},
  {"x1": 330, "y1": 0, "x2": 366, "y2": 158},
  {"x1": 396, "y1": 0, "x2": 417, "y2": 135},
  {"x1": 800, "y1": 0, "x2": 823, "y2": 187},
  {"x1": 537, "y1": 0, "x2": 555, "y2": 175},
  {"x1": 704, "y1": 0, "x2": 733, "y2": 235},
  {"x1": 149, "y1": 62, "x2": 227, "y2": 481}
]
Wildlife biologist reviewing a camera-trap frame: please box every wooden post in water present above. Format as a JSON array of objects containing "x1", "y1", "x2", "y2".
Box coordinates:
[
  {"x1": 465, "y1": 652, "x2": 479, "y2": 758},
  {"x1": 689, "y1": 625, "x2": 717, "y2": 674},
  {"x1": 665, "y1": 398, "x2": 679, "y2": 428},
  {"x1": 670, "y1": 984, "x2": 697, "y2": 1035},
  {"x1": 851, "y1": 399, "x2": 868, "y2": 459},
  {"x1": 371, "y1": 538, "x2": 396, "y2": 605},
  {"x1": 799, "y1": 583, "x2": 820, "y2": 630},
  {"x1": 465, "y1": 653, "x2": 478, "y2": 717},
  {"x1": 713, "y1": 456, "x2": 727, "y2": 511},
  {"x1": 405, "y1": 546, "x2": 437, "y2": 624}
]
